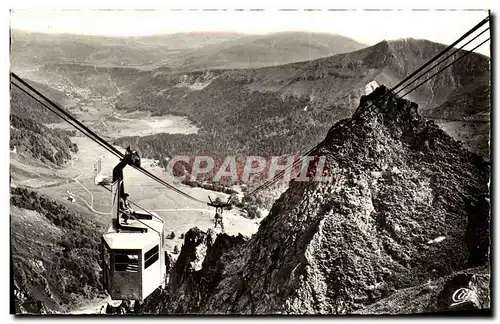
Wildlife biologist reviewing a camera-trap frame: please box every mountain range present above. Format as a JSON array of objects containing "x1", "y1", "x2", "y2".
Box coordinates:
[
  {"x1": 157, "y1": 32, "x2": 366, "y2": 70},
  {"x1": 11, "y1": 29, "x2": 365, "y2": 71}
]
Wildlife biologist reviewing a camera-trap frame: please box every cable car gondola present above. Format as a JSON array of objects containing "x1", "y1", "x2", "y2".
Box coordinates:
[
  {"x1": 97, "y1": 148, "x2": 166, "y2": 304},
  {"x1": 207, "y1": 196, "x2": 232, "y2": 232}
]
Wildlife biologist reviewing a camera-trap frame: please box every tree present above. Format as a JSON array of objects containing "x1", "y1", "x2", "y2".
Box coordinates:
[{"x1": 229, "y1": 193, "x2": 240, "y2": 205}]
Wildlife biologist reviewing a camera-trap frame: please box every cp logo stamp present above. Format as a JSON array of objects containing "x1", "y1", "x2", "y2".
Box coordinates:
[{"x1": 450, "y1": 288, "x2": 475, "y2": 307}]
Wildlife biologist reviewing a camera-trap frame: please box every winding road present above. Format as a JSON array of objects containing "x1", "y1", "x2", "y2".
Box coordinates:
[
  {"x1": 72, "y1": 172, "x2": 110, "y2": 215},
  {"x1": 110, "y1": 113, "x2": 136, "y2": 122},
  {"x1": 71, "y1": 170, "x2": 215, "y2": 216}
]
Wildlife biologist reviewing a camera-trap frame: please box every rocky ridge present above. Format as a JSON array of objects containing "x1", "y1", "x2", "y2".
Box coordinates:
[{"x1": 144, "y1": 85, "x2": 490, "y2": 314}]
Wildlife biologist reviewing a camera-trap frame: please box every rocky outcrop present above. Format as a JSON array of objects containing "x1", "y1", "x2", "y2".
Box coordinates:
[
  {"x1": 147, "y1": 85, "x2": 490, "y2": 315},
  {"x1": 167, "y1": 228, "x2": 248, "y2": 313}
]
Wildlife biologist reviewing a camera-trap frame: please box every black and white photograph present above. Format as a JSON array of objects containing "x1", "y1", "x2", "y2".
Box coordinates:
[{"x1": 8, "y1": 7, "x2": 492, "y2": 316}]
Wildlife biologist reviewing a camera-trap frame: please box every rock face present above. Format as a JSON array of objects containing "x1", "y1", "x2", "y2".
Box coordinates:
[
  {"x1": 147, "y1": 85, "x2": 490, "y2": 314},
  {"x1": 141, "y1": 228, "x2": 249, "y2": 314}
]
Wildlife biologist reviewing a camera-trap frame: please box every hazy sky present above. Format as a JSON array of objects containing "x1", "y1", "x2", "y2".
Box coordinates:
[{"x1": 10, "y1": 9, "x2": 490, "y2": 55}]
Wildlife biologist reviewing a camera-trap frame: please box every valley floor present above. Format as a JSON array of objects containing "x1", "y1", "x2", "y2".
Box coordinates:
[{"x1": 10, "y1": 86, "x2": 259, "y2": 314}]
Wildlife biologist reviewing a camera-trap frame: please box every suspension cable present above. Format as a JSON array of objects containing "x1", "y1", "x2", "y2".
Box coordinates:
[
  {"x1": 11, "y1": 75, "x2": 123, "y2": 157},
  {"x1": 10, "y1": 16, "x2": 489, "y2": 202},
  {"x1": 400, "y1": 38, "x2": 490, "y2": 98},
  {"x1": 11, "y1": 73, "x2": 207, "y2": 205},
  {"x1": 250, "y1": 34, "x2": 490, "y2": 197},
  {"x1": 11, "y1": 81, "x2": 121, "y2": 159},
  {"x1": 245, "y1": 18, "x2": 490, "y2": 197},
  {"x1": 391, "y1": 27, "x2": 489, "y2": 99}
]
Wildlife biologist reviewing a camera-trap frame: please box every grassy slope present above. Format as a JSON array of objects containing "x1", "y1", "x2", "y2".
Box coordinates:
[{"x1": 11, "y1": 187, "x2": 105, "y2": 314}]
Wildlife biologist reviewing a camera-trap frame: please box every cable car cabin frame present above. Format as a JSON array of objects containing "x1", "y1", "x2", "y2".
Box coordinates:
[{"x1": 98, "y1": 150, "x2": 166, "y2": 303}]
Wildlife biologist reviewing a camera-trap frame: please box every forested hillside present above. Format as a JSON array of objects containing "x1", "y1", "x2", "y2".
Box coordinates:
[
  {"x1": 10, "y1": 81, "x2": 67, "y2": 123},
  {"x1": 10, "y1": 114, "x2": 78, "y2": 166},
  {"x1": 11, "y1": 187, "x2": 104, "y2": 314},
  {"x1": 10, "y1": 80, "x2": 78, "y2": 166},
  {"x1": 115, "y1": 38, "x2": 490, "y2": 163}
]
